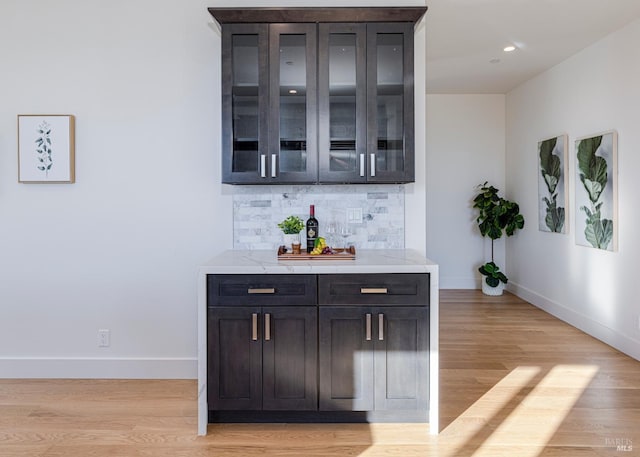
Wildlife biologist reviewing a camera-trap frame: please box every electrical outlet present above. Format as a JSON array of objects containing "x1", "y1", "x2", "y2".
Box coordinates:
[
  {"x1": 98, "y1": 329, "x2": 110, "y2": 347},
  {"x1": 347, "y1": 208, "x2": 363, "y2": 224}
]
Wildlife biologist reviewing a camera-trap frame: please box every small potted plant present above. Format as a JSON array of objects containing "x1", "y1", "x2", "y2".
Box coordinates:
[
  {"x1": 473, "y1": 182, "x2": 525, "y2": 295},
  {"x1": 277, "y1": 215, "x2": 304, "y2": 250}
]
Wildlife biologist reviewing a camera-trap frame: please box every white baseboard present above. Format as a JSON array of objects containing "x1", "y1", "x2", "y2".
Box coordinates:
[
  {"x1": 508, "y1": 281, "x2": 640, "y2": 362},
  {"x1": 0, "y1": 357, "x2": 197, "y2": 379}
]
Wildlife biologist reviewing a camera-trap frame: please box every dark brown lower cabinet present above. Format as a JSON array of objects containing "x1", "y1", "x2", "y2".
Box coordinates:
[
  {"x1": 318, "y1": 307, "x2": 373, "y2": 411},
  {"x1": 208, "y1": 306, "x2": 317, "y2": 411},
  {"x1": 319, "y1": 306, "x2": 429, "y2": 412},
  {"x1": 207, "y1": 272, "x2": 429, "y2": 422}
]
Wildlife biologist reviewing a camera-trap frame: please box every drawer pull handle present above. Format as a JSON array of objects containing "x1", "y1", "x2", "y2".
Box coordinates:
[
  {"x1": 378, "y1": 313, "x2": 384, "y2": 341},
  {"x1": 251, "y1": 313, "x2": 258, "y2": 341},
  {"x1": 365, "y1": 313, "x2": 372, "y2": 341},
  {"x1": 248, "y1": 288, "x2": 275, "y2": 294},
  {"x1": 265, "y1": 313, "x2": 271, "y2": 341},
  {"x1": 360, "y1": 287, "x2": 388, "y2": 294}
]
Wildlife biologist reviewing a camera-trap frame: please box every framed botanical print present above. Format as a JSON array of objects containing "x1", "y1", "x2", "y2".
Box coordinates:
[
  {"x1": 538, "y1": 134, "x2": 568, "y2": 234},
  {"x1": 18, "y1": 114, "x2": 75, "y2": 183},
  {"x1": 575, "y1": 130, "x2": 617, "y2": 251}
]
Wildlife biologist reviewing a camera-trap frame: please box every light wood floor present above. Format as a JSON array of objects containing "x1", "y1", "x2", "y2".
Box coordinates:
[{"x1": 1, "y1": 291, "x2": 638, "y2": 456}]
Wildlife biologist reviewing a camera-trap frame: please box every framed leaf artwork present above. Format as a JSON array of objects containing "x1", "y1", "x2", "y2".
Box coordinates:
[
  {"x1": 18, "y1": 114, "x2": 75, "y2": 183},
  {"x1": 575, "y1": 131, "x2": 617, "y2": 251},
  {"x1": 538, "y1": 134, "x2": 568, "y2": 234}
]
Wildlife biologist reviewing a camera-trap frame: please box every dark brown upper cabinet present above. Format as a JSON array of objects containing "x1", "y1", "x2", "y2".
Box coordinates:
[
  {"x1": 220, "y1": 24, "x2": 269, "y2": 184},
  {"x1": 319, "y1": 22, "x2": 414, "y2": 183},
  {"x1": 366, "y1": 23, "x2": 415, "y2": 183},
  {"x1": 210, "y1": 7, "x2": 426, "y2": 185},
  {"x1": 317, "y1": 23, "x2": 367, "y2": 183},
  {"x1": 269, "y1": 23, "x2": 318, "y2": 183}
]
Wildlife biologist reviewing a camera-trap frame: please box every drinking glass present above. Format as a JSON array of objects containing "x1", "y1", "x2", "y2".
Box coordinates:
[
  {"x1": 338, "y1": 223, "x2": 352, "y2": 253},
  {"x1": 325, "y1": 220, "x2": 337, "y2": 250}
]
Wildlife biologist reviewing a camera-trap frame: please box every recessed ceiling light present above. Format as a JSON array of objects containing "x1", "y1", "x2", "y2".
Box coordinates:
[
  {"x1": 503, "y1": 45, "x2": 516, "y2": 52},
  {"x1": 489, "y1": 58, "x2": 501, "y2": 64},
  {"x1": 289, "y1": 89, "x2": 297, "y2": 94}
]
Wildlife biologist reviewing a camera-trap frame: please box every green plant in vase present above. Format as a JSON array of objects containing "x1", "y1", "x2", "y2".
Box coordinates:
[
  {"x1": 278, "y1": 215, "x2": 304, "y2": 251},
  {"x1": 473, "y1": 182, "x2": 525, "y2": 294},
  {"x1": 277, "y1": 215, "x2": 304, "y2": 234}
]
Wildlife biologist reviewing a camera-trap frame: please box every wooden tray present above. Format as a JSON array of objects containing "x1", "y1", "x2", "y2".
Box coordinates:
[{"x1": 277, "y1": 245, "x2": 356, "y2": 260}]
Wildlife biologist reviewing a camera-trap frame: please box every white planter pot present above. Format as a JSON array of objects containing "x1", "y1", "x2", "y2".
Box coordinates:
[
  {"x1": 282, "y1": 233, "x2": 300, "y2": 250},
  {"x1": 481, "y1": 280, "x2": 505, "y2": 296}
]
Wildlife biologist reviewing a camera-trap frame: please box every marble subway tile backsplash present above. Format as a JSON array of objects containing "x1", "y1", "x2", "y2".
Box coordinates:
[{"x1": 233, "y1": 185, "x2": 405, "y2": 250}]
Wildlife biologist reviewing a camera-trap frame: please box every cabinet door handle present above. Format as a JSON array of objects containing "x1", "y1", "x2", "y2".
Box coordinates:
[
  {"x1": 360, "y1": 287, "x2": 388, "y2": 294},
  {"x1": 251, "y1": 313, "x2": 258, "y2": 341},
  {"x1": 248, "y1": 288, "x2": 275, "y2": 294},
  {"x1": 360, "y1": 153, "x2": 365, "y2": 177},
  {"x1": 271, "y1": 154, "x2": 277, "y2": 178},
  {"x1": 260, "y1": 154, "x2": 266, "y2": 178},
  {"x1": 378, "y1": 313, "x2": 384, "y2": 341},
  {"x1": 264, "y1": 313, "x2": 271, "y2": 341},
  {"x1": 370, "y1": 153, "x2": 376, "y2": 177},
  {"x1": 365, "y1": 313, "x2": 372, "y2": 341}
]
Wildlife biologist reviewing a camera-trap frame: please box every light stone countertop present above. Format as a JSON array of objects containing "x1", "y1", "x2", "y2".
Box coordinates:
[
  {"x1": 199, "y1": 249, "x2": 438, "y2": 275},
  {"x1": 197, "y1": 249, "x2": 439, "y2": 436}
]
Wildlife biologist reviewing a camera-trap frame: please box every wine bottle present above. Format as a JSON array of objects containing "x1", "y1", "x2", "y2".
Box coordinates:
[{"x1": 306, "y1": 204, "x2": 318, "y2": 253}]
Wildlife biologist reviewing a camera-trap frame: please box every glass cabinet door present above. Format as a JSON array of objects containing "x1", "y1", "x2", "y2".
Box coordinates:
[
  {"x1": 269, "y1": 24, "x2": 318, "y2": 183},
  {"x1": 318, "y1": 24, "x2": 367, "y2": 183},
  {"x1": 367, "y1": 23, "x2": 414, "y2": 183},
  {"x1": 220, "y1": 21, "x2": 415, "y2": 185},
  {"x1": 221, "y1": 24, "x2": 269, "y2": 184}
]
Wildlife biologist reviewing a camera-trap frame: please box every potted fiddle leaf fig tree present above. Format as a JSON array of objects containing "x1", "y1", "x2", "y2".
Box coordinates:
[{"x1": 473, "y1": 182, "x2": 525, "y2": 296}]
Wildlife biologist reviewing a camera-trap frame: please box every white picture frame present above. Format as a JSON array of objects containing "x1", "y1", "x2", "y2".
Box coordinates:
[
  {"x1": 537, "y1": 134, "x2": 569, "y2": 234},
  {"x1": 18, "y1": 114, "x2": 75, "y2": 183},
  {"x1": 575, "y1": 130, "x2": 617, "y2": 251}
]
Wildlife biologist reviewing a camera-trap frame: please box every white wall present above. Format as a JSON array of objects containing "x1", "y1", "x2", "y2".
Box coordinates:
[
  {"x1": 425, "y1": 94, "x2": 505, "y2": 288},
  {"x1": 0, "y1": 0, "x2": 229, "y2": 378},
  {"x1": 506, "y1": 18, "x2": 640, "y2": 360},
  {"x1": 0, "y1": 0, "x2": 426, "y2": 378},
  {"x1": 405, "y1": 13, "x2": 428, "y2": 256}
]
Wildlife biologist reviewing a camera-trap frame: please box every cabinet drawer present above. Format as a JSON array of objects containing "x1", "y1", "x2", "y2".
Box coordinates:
[
  {"x1": 208, "y1": 274, "x2": 317, "y2": 306},
  {"x1": 318, "y1": 273, "x2": 428, "y2": 306}
]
